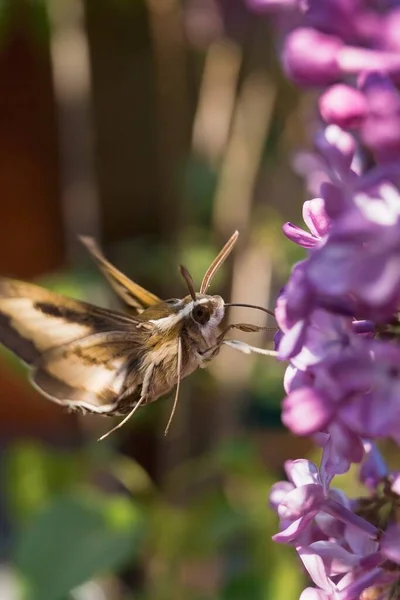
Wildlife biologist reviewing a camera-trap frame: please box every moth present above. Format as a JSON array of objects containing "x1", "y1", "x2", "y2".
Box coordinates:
[{"x1": 0, "y1": 231, "x2": 275, "y2": 440}]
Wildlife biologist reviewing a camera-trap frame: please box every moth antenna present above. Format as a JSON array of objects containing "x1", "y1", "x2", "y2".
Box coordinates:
[
  {"x1": 98, "y1": 364, "x2": 154, "y2": 441},
  {"x1": 200, "y1": 230, "x2": 239, "y2": 294},
  {"x1": 164, "y1": 336, "x2": 183, "y2": 436},
  {"x1": 180, "y1": 265, "x2": 196, "y2": 301},
  {"x1": 225, "y1": 303, "x2": 276, "y2": 319}
]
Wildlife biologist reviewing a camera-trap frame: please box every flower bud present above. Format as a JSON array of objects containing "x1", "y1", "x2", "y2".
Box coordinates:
[
  {"x1": 359, "y1": 72, "x2": 400, "y2": 162},
  {"x1": 247, "y1": 0, "x2": 298, "y2": 11},
  {"x1": 319, "y1": 84, "x2": 368, "y2": 129},
  {"x1": 283, "y1": 28, "x2": 343, "y2": 86}
]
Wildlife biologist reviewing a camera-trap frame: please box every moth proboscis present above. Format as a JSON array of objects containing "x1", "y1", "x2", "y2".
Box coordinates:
[{"x1": 0, "y1": 231, "x2": 276, "y2": 440}]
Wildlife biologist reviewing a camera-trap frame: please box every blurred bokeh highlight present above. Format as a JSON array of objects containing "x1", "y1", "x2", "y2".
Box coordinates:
[{"x1": 0, "y1": 1, "x2": 312, "y2": 598}]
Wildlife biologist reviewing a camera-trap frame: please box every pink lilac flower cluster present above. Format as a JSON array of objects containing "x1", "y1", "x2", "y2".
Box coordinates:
[
  {"x1": 271, "y1": 446, "x2": 400, "y2": 600},
  {"x1": 274, "y1": 162, "x2": 400, "y2": 596},
  {"x1": 251, "y1": 0, "x2": 400, "y2": 163},
  {"x1": 246, "y1": 1, "x2": 400, "y2": 598}
]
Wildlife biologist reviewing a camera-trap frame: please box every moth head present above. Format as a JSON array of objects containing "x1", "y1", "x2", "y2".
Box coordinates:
[
  {"x1": 187, "y1": 294, "x2": 225, "y2": 332},
  {"x1": 176, "y1": 232, "x2": 240, "y2": 335}
]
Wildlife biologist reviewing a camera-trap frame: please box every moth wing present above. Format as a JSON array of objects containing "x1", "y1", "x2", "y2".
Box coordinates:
[
  {"x1": 31, "y1": 332, "x2": 144, "y2": 413},
  {"x1": 80, "y1": 236, "x2": 161, "y2": 313},
  {"x1": 0, "y1": 277, "x2": 141, "y2": 366}
]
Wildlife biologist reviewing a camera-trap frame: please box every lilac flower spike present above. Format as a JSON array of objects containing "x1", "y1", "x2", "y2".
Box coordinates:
[
  {"x1": 271, "y1": 453, "x2": 400, "y2": 599},
  {"x1": 245, "y1": 1, "x2": 400, "y2": 598}
]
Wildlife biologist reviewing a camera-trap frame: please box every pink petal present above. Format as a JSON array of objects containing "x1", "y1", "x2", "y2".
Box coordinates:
[
  {"x1": 282, "y1": 388, "x2": 334, "y2": 436},
  {"x1": 303, "y1": 198, "x2": 329, "y2": 238},
  {"x1": 273, "y1": 512, "x2": 315, "y2": 544},
  {"x1": 380, "y1": 525, "x2": 400, "y2": 564},
  {"x1": 300, "y1": 588, "x2": 330, "y2": 600},
  {"x1": 278, "y1": 484, "x2": 325, "y2": 520},
  {"x1": 298, "y1": 547, "x2": 332, "y2": 591},
  {"x1": 283, "y1": 222, "x2": 319, "y2": 248},
  {"x1": 278, "y1": 320, "x2": 307, "y2": 360},
  {"x1": 344, "y1": 526, "x2": 378, "y2": 557},
  {"x1": 308, "y1": 541, "x2": 359, "y2": 574},
  {"x1": 289, "y1": 459, "x2": 321, "y2": 487},
  {"x1": 269, "y1": 481, "x2": 295, "y2": 511}
]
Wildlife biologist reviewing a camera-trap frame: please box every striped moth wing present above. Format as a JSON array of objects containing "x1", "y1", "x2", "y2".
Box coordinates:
[
  {"x1": 80, "y1": 236, "x2": 161, "y2": 314},
  {"x1": 0, "y1": 278, "x2": 150, "y2": 414}
]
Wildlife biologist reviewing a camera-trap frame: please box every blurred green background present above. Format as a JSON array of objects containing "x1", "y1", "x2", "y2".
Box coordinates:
[{"x1": 0, "y1": 0, "x2": 312, "y2": 598}]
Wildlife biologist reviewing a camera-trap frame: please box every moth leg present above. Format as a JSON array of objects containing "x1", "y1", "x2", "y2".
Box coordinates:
[
  {"x1": 199, "y1": 322, "x2": 274, "y2": 363},
  {"x1": 98, "y1": 363, "x2": 155, "y2": 441},
  {"x1": 218, "y1": 322, "x2": 273, "y2": 340},
  {"x1": 164, "y1": 337, "x2": 182, "y2": 436},
  {"x1": 198, "y1": 344, "x2": 220, "y2": 365}
]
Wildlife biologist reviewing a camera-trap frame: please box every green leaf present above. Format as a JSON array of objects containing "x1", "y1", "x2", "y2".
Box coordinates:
[
  {"x1": 222, "y1": 573, "x2": 265, "y2": 600},
  {"x1": 0, "y1": 0, "x2": 14, "y2": 46},
  {"x1": 268, "y1": 545, "x2": 306, "y2": 600},
  {"x1": 14, "y1": 493, "x2": 144, "y2": 600},
  {"x1": 183, "y1": 158, "x2": 218, "y2": 223},
  {"x1": 26, "y1": 0, "x2": 50, "y2": 44},
  {"x1": 4, "y1": 442, "x2": 86, "y2": 522}
]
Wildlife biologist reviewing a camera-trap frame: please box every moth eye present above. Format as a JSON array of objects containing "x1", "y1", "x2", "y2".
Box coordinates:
[{"x1": 191, "y1": 304, "x2": 211, "y2": 325}]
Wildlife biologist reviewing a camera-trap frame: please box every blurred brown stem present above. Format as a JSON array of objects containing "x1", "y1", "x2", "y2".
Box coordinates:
[
  {"x1": 145, "y1": 0, "x2": 191, "y2": 246},
  {"x1": 47, "y1": 0, "x2": 100, "y2": 261}
]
